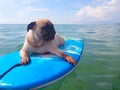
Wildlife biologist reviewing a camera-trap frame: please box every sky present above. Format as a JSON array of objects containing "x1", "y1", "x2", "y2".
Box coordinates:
[{"x1": 0, "y1": 0, "x2": 120, "y2": 24}]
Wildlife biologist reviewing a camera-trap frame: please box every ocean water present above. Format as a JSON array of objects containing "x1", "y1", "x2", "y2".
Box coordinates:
[{"x1": 0, "y1": 24, "x2": 120, "y2": 90}]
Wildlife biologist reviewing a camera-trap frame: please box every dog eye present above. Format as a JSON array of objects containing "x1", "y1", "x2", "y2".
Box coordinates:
[{"x1": 41, "y1": 25, "x2": 49, "y2": 30}]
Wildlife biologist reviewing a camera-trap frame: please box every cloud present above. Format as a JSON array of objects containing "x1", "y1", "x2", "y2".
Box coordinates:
[
  {"x1": 18, "y1": 6, "x2": 49, "y2": 20},
  {"x1": 22, "y1": 0, "x2": 38, "y2": 4},
  {"x1": 75, "y1": 5, "x2": 105, "y2": 20},
  {"x1": 75, "y1": 0, "x2": 120, "y2": 23}
]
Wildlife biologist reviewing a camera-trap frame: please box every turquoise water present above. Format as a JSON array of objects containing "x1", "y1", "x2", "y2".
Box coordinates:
[{"x1": 0, "y1": 24, "x2": 120, "y2": 90}]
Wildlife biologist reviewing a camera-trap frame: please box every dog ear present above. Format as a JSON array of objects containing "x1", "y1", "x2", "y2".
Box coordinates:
[{"x1": 27, "y1": 21, "x2": 36, "y2": 32}]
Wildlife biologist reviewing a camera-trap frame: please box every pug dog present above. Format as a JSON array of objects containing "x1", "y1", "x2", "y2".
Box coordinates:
[{"x1": 20, "y1": 19, "x2": 76, "y2": 65}]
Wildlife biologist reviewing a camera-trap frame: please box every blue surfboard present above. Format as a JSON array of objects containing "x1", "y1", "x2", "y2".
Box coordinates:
[{"x1": 0, "y1": 39, "x2": 84, "y2": 90}]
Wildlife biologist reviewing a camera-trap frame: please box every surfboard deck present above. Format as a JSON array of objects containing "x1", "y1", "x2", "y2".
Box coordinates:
[{"x1": 0, "y1": 39, "x2": 84, "y2": 90}]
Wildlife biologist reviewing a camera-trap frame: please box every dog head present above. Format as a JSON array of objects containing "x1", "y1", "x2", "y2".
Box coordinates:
[{"x1": 27, "y1": 19, "x2": 56, "y2": 41}]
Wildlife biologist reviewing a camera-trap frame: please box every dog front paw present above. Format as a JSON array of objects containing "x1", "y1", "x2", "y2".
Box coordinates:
[
  {"x1": 65, "y1": 56, "x2": 76, "y2": 65},
  {"x1": 20, "y1": 56, "x2": 30, "y2": 65}
]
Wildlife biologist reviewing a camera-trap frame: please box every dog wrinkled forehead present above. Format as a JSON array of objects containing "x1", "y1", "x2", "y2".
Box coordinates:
[
  {"x1": 27, "y1": 19, "x2": 53, "y2": 32},
  {"x1": 36, "y1": 19, "x2": 53, "y2": 28},
  {"x1": 36, "y1": 19, "x2": 51, "y2": 24}
]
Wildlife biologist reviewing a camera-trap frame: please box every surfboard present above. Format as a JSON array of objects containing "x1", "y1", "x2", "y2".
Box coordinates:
[{"x1": 0, "y1": 39, "x2": 84, "y2": 90}]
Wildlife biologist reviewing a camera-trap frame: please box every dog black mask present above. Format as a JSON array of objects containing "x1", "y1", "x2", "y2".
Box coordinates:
[{"x1": 41, "y1": 23, "x2": 56, "y2": 41}]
